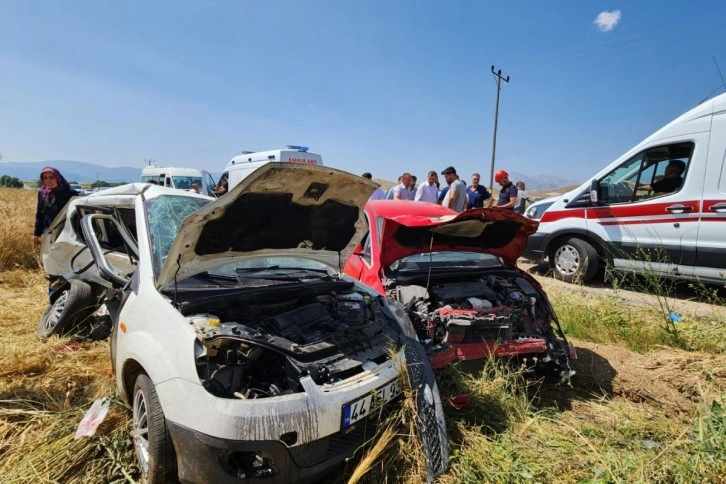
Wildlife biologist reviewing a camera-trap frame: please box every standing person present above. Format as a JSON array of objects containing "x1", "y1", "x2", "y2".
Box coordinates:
[
  {"x1": 362, "y1": 172, "x2": 386, "y2": 201},
  {"x1": 409, "y1": 175, "x2": 418, "y2": 199},
  {"x1": 441, "y1": 166, "x2": 467, "y2": 212},
  {"x1": 33, "y1": 167, "x2": 79, "y2": 245},
  {"x1": 385, "y1": 176, "x2": 403, "y2": 200},
  {"x1": 513, "y1": 181, "x2": 535, "y2": 214},
  {"x1": 414, "y1": 171, "x2": 440, "y2": 203},
  {"x1": 487, "y1": 169, "x2": 518, "y2": 209},
  {"x1": 466, "y1": 172, "x2": 491, "y2": 208},
  {"x1": 393, "y1": 173, "x2": 415, "y2": 200}
]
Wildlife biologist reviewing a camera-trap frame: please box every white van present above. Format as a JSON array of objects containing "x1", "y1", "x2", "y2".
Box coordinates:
[
  {"x1": 220, "y1": 146, "x2": 323, "y2": 191},
  {"x1": 524, "y1": 93, "x2": 726, "y2": 285},
  {"x1": 140, "y1": 166, "x2": 216, "y2": 197}
]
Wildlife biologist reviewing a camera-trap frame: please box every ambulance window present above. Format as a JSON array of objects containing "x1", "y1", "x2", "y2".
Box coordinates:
[{"x1": 599, "y1": 142, "x2": 693, "y2": 204}]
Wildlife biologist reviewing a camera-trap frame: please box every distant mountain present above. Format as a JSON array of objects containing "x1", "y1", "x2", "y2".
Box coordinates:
[
  {"x1": 1, "y1": 160, "x2": 580, "y2": 190},
  {"x1": 0, "y1": 160, "x2": 142, "y2": 183},
  {"x1": 504, "y1": 171, "x2": 580, "y2": 190}
]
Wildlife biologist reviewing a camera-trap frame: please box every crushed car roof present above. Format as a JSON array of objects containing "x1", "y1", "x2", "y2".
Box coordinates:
[
  {"x1": 157, "y1": 163, "x2": 377, "y2": 288},
  {"x1": 366, "y1": 200, "x2": 539, "y2": 268}
]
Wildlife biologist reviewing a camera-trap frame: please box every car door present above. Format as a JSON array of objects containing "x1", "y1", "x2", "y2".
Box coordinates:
[
  {"x1": 692, "y1": 111, "x2": 726, "y2": 282},
  {"x1": 344, "y1": 210, "x2": 386, "y2": 293},
  {"x1": 585, "y1": 139, "x2": 704, "y2": 278},
  {"x1": 202, "y1": 170, "x2": 217, "y2": 197}
]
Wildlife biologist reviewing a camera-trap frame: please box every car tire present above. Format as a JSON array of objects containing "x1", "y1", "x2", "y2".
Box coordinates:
[
  {"x1": 37, "y1": 280, "x2": 95, "y2": 340},
  {"x1": 132, "y1": 373, "x2": 177, "y2": 483},
  {"x1": 549, "y1": 238, "x2": 599, "y2": 283}
]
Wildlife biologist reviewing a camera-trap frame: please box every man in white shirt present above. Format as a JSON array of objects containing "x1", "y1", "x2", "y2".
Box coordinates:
[
  {"x1": 392, "y1": 172, "x2": 415, "y2": 200},
  {"x1": 362, "y1": 172, "x2": 386, "y2": 201},
  {"x1": 441, "y1": 166, "x2": 467, "y2": 212},
  {"x1": 414, "y1": 170, "x2": 440, "y2": 203}
]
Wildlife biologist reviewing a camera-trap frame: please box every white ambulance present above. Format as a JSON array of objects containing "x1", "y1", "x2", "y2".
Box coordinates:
[
  {"x1": 524, "y1": 92, "x2": 726, "y2": 285},
  {"x1": 140, "y1": 166, "x2": 216, "y2": 197},
  {"x1": 220, "y1": 146, "x2": 323, "y2": 191}
]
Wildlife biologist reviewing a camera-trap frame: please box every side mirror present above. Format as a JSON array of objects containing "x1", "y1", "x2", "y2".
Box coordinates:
[{"x1": 589, "y1": 179, "x2": 599, "y2": 204}]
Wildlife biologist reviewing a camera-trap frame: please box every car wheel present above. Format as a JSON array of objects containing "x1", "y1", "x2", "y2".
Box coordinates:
[
  {"x1": 132, "y1": 373, "x2": 177, "y2": 483},
  {"x1": 549, "y1": 238, "x2": 599, "y2": 283},
  {"x1": 37, "y1": 280, "x2": 95, "y2": 340}
]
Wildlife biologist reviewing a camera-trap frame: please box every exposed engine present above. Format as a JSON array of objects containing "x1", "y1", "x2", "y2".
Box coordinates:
[
  {"x1": 391, "y1": 271, "x2": 572, "y2": 376},
  {"x1": 395, "y1": 274, "x2": 545, "y2": 344},
  {"x1": 189, "y1": 290, "x2": 400, "y2": 399}
]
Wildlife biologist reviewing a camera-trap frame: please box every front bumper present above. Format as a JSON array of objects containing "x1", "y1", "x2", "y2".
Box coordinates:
[
  {"x1": 453, "y1": 339, "x2": 548, "y2": 360},
  {"x1": 523, "y1": 232, "x2": 548, "y2": 261},
  {"x1": 169, "y1": 414, "x2": 380, "y2": 483},
  {"x1": 426, "y1": 343, "x2": 457, "y2": 369}
]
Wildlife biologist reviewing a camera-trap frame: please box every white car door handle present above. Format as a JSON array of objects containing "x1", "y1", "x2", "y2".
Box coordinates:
[
  {"x1": 709, "y1": 202, "x2": 726, "y2": 213},
  {"x1": 666, "y1": 204, "x2": 692, "y2": 214}
]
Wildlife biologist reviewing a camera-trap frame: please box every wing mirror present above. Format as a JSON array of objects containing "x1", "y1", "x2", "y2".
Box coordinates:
[{"x1": 589, "y1": 179, "x2": 599, "y2": 204}]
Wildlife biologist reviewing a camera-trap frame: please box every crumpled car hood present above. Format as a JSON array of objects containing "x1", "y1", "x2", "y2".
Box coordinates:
[
  {"x1": 378, "y1": 207, "x2": 539, "y2": 269},
  {"x1": 157, "y1": 163, "x2": 377, "y2": 288}
]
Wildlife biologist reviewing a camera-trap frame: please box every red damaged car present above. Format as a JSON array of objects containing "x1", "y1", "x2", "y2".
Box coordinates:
[{"x1": 344, "y1": 200, "x2": 575, "y2": 381}]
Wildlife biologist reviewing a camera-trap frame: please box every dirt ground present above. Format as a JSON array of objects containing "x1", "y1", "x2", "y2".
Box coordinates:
[
  {"x1": 547, "y1": 339, "x2": 722, "y2": 417},
  {"x1": 518, "y1": 260, "x2": 725, "y2": 417}
]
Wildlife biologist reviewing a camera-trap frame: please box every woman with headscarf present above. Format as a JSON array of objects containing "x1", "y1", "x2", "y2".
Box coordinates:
[{"x1": 33, "y1": 167, "x2": 78, "y2": 245}]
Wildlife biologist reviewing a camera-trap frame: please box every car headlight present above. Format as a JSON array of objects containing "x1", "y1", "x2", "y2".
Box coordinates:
[
  {"x1": 383, "y1": 297, "x2": 418, "y2": 340},
  {"x1": 527, "y1": 201, "x2": 554, "y2": 220}
]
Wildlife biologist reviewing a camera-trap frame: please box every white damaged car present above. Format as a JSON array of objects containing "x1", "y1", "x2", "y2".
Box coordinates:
[{"x1": 40, "y1": 163, "x2": 449, "y2": 483}]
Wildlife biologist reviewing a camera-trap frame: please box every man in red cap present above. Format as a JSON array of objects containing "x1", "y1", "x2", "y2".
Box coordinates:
[{"x1": 487, "y1": 169, "x2": 518, "y2": 209}]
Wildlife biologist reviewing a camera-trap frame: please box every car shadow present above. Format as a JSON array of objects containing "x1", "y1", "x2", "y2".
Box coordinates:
[
  {"x1": 440, "y1": 343, "x2": 617, "y2": 436},
  {"x1": 530, "y1": 344, "x2": 616, "y2": 411}
]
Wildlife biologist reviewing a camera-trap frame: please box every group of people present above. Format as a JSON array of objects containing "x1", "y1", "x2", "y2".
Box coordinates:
[
  {"x1": 362, "y1": 166, "x2": 534, "y2": 214},
  {"x1": 31, "y1": 162, "x2": 539, "y2": 247}
]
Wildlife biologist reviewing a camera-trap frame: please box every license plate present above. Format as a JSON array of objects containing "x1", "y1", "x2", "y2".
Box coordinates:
[{"x1": 341, "y1": 379, "x2": 403, "y2": 429}]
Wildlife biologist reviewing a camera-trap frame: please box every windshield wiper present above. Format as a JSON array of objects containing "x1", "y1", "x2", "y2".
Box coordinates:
[{"x1": 235, "y1": 266, "x2": 334, "y2": 279}]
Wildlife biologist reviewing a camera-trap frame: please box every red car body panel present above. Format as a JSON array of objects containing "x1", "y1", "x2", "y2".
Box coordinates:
[{"x1": 344, "y1": 200, "x2": 565, "y2": 368}]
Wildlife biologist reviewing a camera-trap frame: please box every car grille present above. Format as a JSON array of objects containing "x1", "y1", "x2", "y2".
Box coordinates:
[{"x1": 288, "y1": 417, "x2": 378, "y2": 468}]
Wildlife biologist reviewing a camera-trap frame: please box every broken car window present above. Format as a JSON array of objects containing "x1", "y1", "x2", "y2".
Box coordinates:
[{"x1": 145, "y1": 195, "x2": 210, "y2": 276}]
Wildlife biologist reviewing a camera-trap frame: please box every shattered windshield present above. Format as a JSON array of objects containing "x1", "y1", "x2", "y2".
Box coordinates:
[{"x1": 146, "y1": 195, "x2": 210, "y2": 277}]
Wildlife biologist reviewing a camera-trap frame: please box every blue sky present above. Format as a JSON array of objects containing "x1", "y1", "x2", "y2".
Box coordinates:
[{"x1": 1, "y1": 1, "x2": 725, "y2": 185}]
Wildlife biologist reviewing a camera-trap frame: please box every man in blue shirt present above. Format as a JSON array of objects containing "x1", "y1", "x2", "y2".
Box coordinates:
[
  {"x1": 385, "y1": 176, "x2": 402, "y2": 199},
  {"x1": 392, "y1": 173, "x2": 415, "y2": 200},
  {"x1": 466, "y1": 172, "x2": 491, "y2": 208},
  {"x1": 488, "y1": 169, "x2": 518, "y2": 209},
  {"x1": 362, "y1": 172, "x2": 386, "y2": 201}
]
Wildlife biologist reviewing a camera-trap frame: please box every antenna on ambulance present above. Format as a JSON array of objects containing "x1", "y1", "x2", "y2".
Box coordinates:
[{"x1": 698, "y1": 57, "x2": 726, "y2": 104}]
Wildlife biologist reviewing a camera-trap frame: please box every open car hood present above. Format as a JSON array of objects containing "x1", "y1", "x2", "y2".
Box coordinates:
[
  {"x1": 157, "y1": 163, "x2": 377, "y2": 289},
  {"x1": 378, "y1": 208, "x2": 539, "y2": 269}
]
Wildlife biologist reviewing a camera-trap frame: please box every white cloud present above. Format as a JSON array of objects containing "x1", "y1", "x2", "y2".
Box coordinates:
[{"x1": 593, "y1": 10, "x2": 621, "y2": 32}]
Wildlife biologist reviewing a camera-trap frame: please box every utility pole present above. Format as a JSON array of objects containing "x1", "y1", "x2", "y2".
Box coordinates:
[{"x1": 488, "y1": 65, "x2": 510, "y2": 190}]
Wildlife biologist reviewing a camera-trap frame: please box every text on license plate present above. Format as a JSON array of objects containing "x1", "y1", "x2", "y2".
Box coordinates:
[{"x1": 341, "y1": 379, "x2": 403, "y2": 429}]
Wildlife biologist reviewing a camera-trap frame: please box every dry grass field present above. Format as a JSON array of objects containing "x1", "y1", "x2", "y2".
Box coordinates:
[{"x1": 0, "y1": 187, "x2": 723, "y2": 483}]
